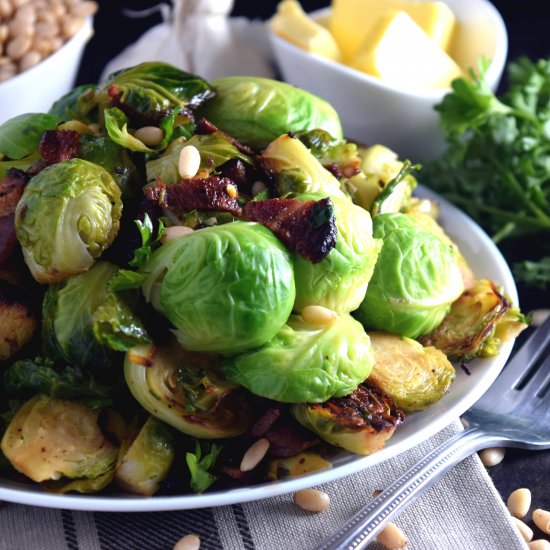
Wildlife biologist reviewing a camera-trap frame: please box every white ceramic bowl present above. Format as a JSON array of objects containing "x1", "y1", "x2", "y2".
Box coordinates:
[
  {"x1": 269, "y1": 0, "x2": 508, "y2": 161},
  {"x1": 0, "y1": 17, "x2": 93, "y2": 125}
]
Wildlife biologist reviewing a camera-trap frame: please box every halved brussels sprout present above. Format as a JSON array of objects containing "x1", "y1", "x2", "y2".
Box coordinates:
[
  {"x1": 370, "y1": 160, "x2": 417, "y2": 217},
  {"x1": 0, "y1": 395, "x2": 118, "y2": 483},
  {"x1": 266, "y1": 452, "x2": 332, "y2": 481},
  {"x1": 141, "y1": 221, "x2": 295, "y2": 355},
  {"x1": 124, "y1": 340, "x2": 254, "y2": 438},
  {"x1": 292, "y1": 382, "x2": 404, "y2": 455},
  {"x1": 146, "y1": 132, "x2": 253, "y2": 185},
  {"x1": 355, "y1": 213, "x2": 464, "y2": 339},
  {"x1": 197, "y1": 76, "x2": 342, "y2": 148},
  {"x1": 42, "y1": 261, "x2": 150, "y2": 369},
  {"x1": 15, "y1": 159, "x2": 122, "y2": 284},
  {"x1": 221, "y1": 313, "x2": 374, "y2": 403},
  {"x1": 263, "y1": 133, "x2": 346, "y2": 198},
  {"x1": 293, "y1": 193, "x2": 382, "y2": 313},
  {"x1": 419, "y1": 279, "x2": 528, "y2": 359},
  {"x1": 115, "y1": 416, "x2": 174, "y2": 496},
  {"x1": 368, "y1": 331, "x2": 456, "y2": 412}
]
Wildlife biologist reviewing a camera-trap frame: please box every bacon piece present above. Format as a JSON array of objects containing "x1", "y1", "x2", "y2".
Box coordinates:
[
  {"x1": 248, "y1": 406, "x2": 283, "y2": 438},
  {"x1": 0, "y1": 215, "x2": 17, "y2": 265},
  {"x1": 0, "y1": 168, "x2": 28, "y2": 217},
  {"x1": 39, "y1": 130, "x2": 80, "y2": 164},
  {"x1": 264, "y1": 421, "x2": 319, "y2": 458},
  {"x1": 244, "y1": 197, "x2": 337, "y2": 263},
  {"x1": 145, "y1": 177, "x2": 242, "y2": 215},
  {"x1": 195, "y1": 118, "x2": 256, "y2": 157}
]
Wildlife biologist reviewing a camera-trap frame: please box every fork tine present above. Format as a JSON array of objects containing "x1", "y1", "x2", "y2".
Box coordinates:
[
  {"x1": 521, "y1": 354, "x2": 550, "y2": 397},
  {"x1": 490, "y1": 315, "x2": 550, "y2": 392}
]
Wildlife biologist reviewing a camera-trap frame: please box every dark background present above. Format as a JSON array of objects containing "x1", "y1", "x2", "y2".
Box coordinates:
[{"x1": 76, "y1": 1, "x2": 550, "y2": 538}]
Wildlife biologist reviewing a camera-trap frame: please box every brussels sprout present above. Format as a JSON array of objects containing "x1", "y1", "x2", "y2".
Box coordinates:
[
  {"x1": 95, "y1": 62, "x2": 214, "y2": 121},
  {"x1": 370, "y1": 160, "x2": 418, "y2": 217},
  {"x1": 419, "y1": 279, "x2": 528, "y2": 360},
  {"x1": 293, "y1": 193, "x2": 382, "y2": 313},
  {"x1": 197, "y1": 76, "x2": 343, "y2": 148},
  {"x1": 0, "y1": 113, "x2": 61, "y2": 160},
  {"x1": 0, "y1": 394, "x2": 118, "y2": 483},
  {"x1": 43, "y1": 261, "x2": 150, "y2": 369},
  {"x1": 292, "y1": 382, "x2": 404, "y2": 455},
  {"x1": 49, "y1": 84, "x2": 96, "y2": 122},
  {"x1": 141, "y1": 221, "x2": 295, "y2": 355},
  {"x1": 355, "y1": 213, "x2": 464, "y2": 339},
  {"x1": 124, "y1": 341, "x2": 254, "y2": 438},
  {"x1": 263, "y1": 134, "x2": 346, "y2": 198},
  {"x1": 146, "y1": 132, "x2": 253, "y2": 185},
  {"x1": 368, "y1": 331, "x2": 456, "y2": 412},
  {"x1": 79, "y1": 135, "x2": 142, "y2": 198},
  {"x1": 221, "y1": 313, "x2": 374, "y2": 403},
  {"x1": 15, "y1": 159, "x2": 122, "y2": 283},
  {"x1": 266, "y1": 452, "x2": 332, "y2": 481},
  {"x1": 4, "y1": 357, "x2": 113, "y2": 409},
  {"x1": 115, "y1": 416, "x2": 174, "y2": 496}
]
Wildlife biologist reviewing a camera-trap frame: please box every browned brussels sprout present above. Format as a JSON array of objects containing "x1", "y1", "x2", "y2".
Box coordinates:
[
  {"x1": 368, "y1": 331, "x2": 456, "y2": 413},
  {"x1": 292, "y1": 382, "x2": 404, "y2": 455}
]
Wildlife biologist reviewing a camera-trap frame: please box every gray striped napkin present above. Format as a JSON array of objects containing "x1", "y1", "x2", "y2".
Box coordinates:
[{"x1": 0, "y1": 420, "x2": 526, "y2": 550}]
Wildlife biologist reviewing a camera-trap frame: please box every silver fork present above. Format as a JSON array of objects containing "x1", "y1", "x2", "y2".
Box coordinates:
[{"x1": 315, "y1": 315, "x2": 550, "y2": 550}]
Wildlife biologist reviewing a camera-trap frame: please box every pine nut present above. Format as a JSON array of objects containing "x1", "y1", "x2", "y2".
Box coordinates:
[
  {"x1": 0, "y1": 24, "x2": 9, "y2": 43},
  {"x1": 61, "y1": 15, "x2": 84, "y2": 39},
  {"x1": 173, "y1": 533, "x2": 200, "y2": 550},
  {"x1": 507, "y1": 488, "x2": 531, "y2": 519},
  {"x1": 69, "y1": 0, "x2": 97, "y2": 17},
  {"x1": 36, "y1": 8, "x2": 57, "y2": 24},
  {"x1": 134, "y1": 126, "x2": 164, "y2": 147},
  {"x1": 0, "y1": 63, "x2": 16, "y2": 81},
  {"x1": 178, "y1": 145, "x2": 201, "y2": 179},
  {"x1": 88, "y1": 122, "x2": 100, "y2": 134},
  {"x1": 14, "y1": 3, "x2": 36, "y2": 24},
  {"x1": 12, "y1": 0, "x2": 30, "y2": 8},
  {"x1": 531, "y1": 309, "x2": 550, "y2": 327},
  {"x1": 226, "y1": 183, "x2": 237, "y2": 198},
  {"x1": 205, "y1": 217, "x2": 217, "y2": 226},
  {"x1": 35, "y1": 21, "x2": 59, "y2": 39},
  {"x1": 6, "y1": 34, "x2": 31, "y2": 59},
  {"x1": 529, "y1": 541, "x2": 550, "y2": 550},
  {"x1": 479, "y1": 447, "x2": 506, "y2": 467},
  {"x1": 511, "y1": 517, "x2": 533, "y2": 543},
  {"x1": 8, "y1": 17, "x2": 34, "y2": 37},
  {"x1": 532, "y1": 509, "x2": 550, "y2": 535},
  {"x1": 293, "y1": 489, "x2": 330, "y2": 512},
  {"x1": 18, "y1": 49, "x2": 40, "y2": 71},
  {"x1": 301, "y1": 305, "x2": 338, "y2": 327},
  {"x1": 240, "y1": 438, "x2": 270, "y2": 472},
  {"x1": 251, "y1": 180, "x2": 267, "y2": 196},
  {"x1": 162, "y1": 226, "x2": 194, "y2": 243},
  {"x1": 377, "y1": 522, "x2": 408, "y2": 549},
  {"x1": 0, "y1": 0, "x2": 13, "y2": 19}
]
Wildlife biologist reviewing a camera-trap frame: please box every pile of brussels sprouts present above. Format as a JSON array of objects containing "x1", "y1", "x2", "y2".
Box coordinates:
[{"x1": 0, "y1": 62, "x2": 526, "y2": 496}]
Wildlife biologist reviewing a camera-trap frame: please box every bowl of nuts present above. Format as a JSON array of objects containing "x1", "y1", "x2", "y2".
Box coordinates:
[{"x1": 0, "y1": 0, "x2": 97, "y2": 124}]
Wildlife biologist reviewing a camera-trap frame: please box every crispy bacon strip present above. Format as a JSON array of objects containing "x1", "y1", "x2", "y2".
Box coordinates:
[
  {"x1": 0, "y1": 168, "x2": 28, "y2": 217},
  {"x1": 244, "y1": 197, "x2": 337, "y2": 263},
  {"x1": 145, "y1": 177, "x2": 242, "y2": 215},
  {"x1": 39, "y1": 130, "x2": 80, "y2": 164},
  {"x1": 264, "y1": 421, "x2": 319, "y2": 458}
]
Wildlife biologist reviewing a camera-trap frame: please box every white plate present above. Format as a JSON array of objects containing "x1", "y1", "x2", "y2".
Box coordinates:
[{"x1": 0, "y1": 186, "x2": 517, "y2": 511}]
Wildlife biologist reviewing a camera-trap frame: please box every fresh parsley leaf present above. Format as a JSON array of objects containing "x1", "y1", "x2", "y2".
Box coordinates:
[
  {"x1": 514, "y1": 257, "x2": 550, "y2": 289},
  {"x1": 185, "y1": 441, "x2": 223, "y2": 494}
]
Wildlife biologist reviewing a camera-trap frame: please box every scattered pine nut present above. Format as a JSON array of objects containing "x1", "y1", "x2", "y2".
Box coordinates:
[
  {"x1": 532, "y1": 509, "x2": 550, "y2": 535},
  {"x1": 251, "y1": 180, "x2": 267, "y2": 196},
  {"x1": 173, "y1": 533, "x2": 200, "y2": 550},
  {"x1": 162, "y1": 225, "x2": 194, "y2": 243},
  {"x1": 134, "y1": 126, "x2": 164, "y2": 148},
  {"x1": 377, "y1": 522, "x2": 408, "y2": 550},
  {"x1": 178, "y1": 145, "x2": 201, "y2": 179},
  {"x1": 511, "y1": 517, "x2": 533, "y2": 543},
  {"x1": 226, "y1": 183, "x2": 238, "y2": 198},
  {"x1": 507, "y1": 488, "x2": 531, "y2": 519},
  {"x1": 479, "y1": 447, "x2": 506, "y2": 467},
  {"x1": 531, "y1": 309, "x2": 550, "y2": 327},
  {"x1": 528, "y1": 541, "x2": 550, "y2": 550},
  {"x1": 240, "y1": 438, "x2": 270, "y2": 472},
  {"x1": 301, "y1": 305, "x2": 338, "y2": 327},
  {"x1": 293, "y1": 488, "x2": 330, "y2": 512}
]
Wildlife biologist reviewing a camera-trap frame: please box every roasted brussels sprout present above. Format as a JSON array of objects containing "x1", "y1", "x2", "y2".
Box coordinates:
[
  {"x1": 355, "y1": 213, "x2": 464, "y2": 339},
  {"x1": 419, "y1": 279, "x2": 528, "y2": 359},
  {"x1": 124, "y1": 340, "x2": 254, "y2": 438},
  {"x1": 49, "y1": 84, "x2": 96, "y2": 122},
  {"x1": 43, "y1": 261, "x2": 150, "y2": 369},
  {"x1": 0, "y1": 395, "x2": 118, "y2": 483},
  {"x1": 15, "y1": 159, "x2": 122, "y2": 284},
  {"x1": 370, "y1": 160, "x2": 417, "y2": 217},
  {"x1": 263, "y1": 133, "x2": 346, "y2": 198},
  {"x1": 197, "y1": 76, "x2": 343, "y2": 148},
  {"x1": 293, "y1": 193, "x2": 382, "y2": 313},
  {"x1": 146, "y1": 132, "x2": 253, "y2": 185},
  {"x1": 141, "y1": 221, "x2": 295, "y2": 355},
  {"x1": 266, "y1": 452, "x2": 332, "y2": 481},
  {"x1": 115, "y1": 416, "x2": 175, "y2": 496},
  {"x1": 222, "y1": 313, "x2": 374, "y2": 403},
  {"x1": 93, "y1": 62, "x2": 214, "y2": 122},
  {"x1": 368, "y1": 331, "x2": 456, "y2": 412},
  {"x1": 292, "y1": 382, "x2": 404, "y2": 455}
]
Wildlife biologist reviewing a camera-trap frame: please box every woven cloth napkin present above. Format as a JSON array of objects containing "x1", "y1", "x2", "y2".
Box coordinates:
[{"x1": 0, "y1": 419, "x2": 526, "y2": 550}]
